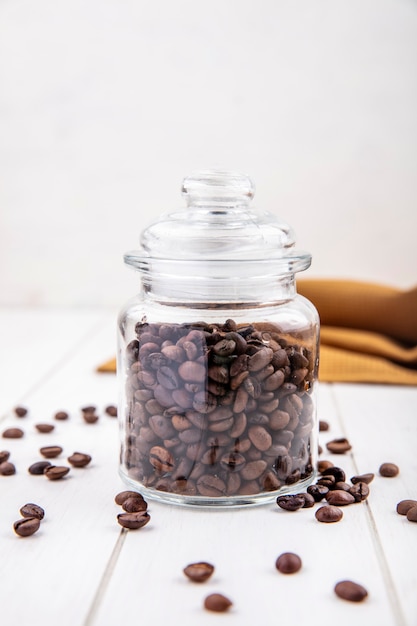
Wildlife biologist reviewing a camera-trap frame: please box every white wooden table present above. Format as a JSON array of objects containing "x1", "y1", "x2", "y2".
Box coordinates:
[{"x1": 1, "y1": 309, "x2": 416, "y2": 626}]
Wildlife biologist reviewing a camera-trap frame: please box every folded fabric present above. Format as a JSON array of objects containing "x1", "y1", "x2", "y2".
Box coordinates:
[{"x1": 97, "y1": 279, "x2": 417, "y2": 385}]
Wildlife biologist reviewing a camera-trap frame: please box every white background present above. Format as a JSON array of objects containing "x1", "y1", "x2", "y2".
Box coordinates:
[{"x1": 0, "y1": 0, "x2": 416, "y2": 308}]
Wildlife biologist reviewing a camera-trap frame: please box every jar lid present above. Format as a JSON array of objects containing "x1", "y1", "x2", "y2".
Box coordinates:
[{"x1": 125, "y1": 169, "x2": 311, "y2": 277}]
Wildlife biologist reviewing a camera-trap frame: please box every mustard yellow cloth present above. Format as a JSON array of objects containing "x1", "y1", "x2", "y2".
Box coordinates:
[{"x1": 97, "y1": 280, "x2": 417, "y2": 385}]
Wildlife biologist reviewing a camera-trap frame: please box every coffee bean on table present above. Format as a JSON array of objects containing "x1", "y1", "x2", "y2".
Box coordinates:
[
  {"x1": 83, "y1": 412, "x2": 99, "y2": 424},
  {"x1": 14, "y1": 406, "x2": 28, "y2": 417},
  {"x1": 204, "y1": 593, "x2": 233, "y2": 612},
  {"x1": 44, "y1": 465, "x2": 70, "y2": 480},
  {"x1": 13, "y1": 517, "x2": 40, "y2": 537},
  {"x1": 20, "y1": 503, "x2": 45, "y2": 520},
  {"x1": 67, "y1": 452, "x2": 92, "y2": 468},
  {"x1": 298, "y1": 492, "x2": 315, "y2": 508},
  {"x1": 0, "y1": 450, "x2": 10, "y2": 463},
  {"x1": 325, "y1": 438, "x2": 352, "y2": 454},
  {"x1": 334, "y1": 580, "x2": 368, "y2": 602},
  {"x1": 321, "y1": 466, "x2": 346, "y2": 483},
  {"x1": 105, "y1": 405, "x2": 118, "y2": 417},
  {"x1": 0, "y1": 461, "x2": 16, "y2": 475},
  {"x1": 2, "y1": 428, "x2": 24, "y2": 439},
  {"x1": 28, "y1": 461, "x2": 52, "y2": 475},
  {"x1": 54, "y1": 411, "x2": 69, "y2": 421},
  {"x1": 325, "y1": 490, "x2": 356, "y2": 506},
  {"x1": 396, "y1": 500, "x2": 417, "y2": 515},
  {"x1": 276, "y1": 494, "x2": 306, "y2": 511},
  {"x1": 317, "y1": 460, "x2": 334, "y2": 473},
  {"x1": 379, "y1": 462, "x2": 399, "y2": 477},
  {"x1": 315, "y1": 505, "x2": 343, "y2": 523},
  {"x1": 114, "y1": 490, "x2": 144, "y2": 506},
  {"x1": 319, "y1": 420, "x2": 329, "y2": 431},
  {"x1": 183, "y1": 562, "x2": 215, "y2": 582},
  {"x1": 122, "y1": 496, "x2": 148, "y2": 513},
  {"x1": 351, "y1": 472, "x2": 374, "y2": 485},
  {"x1": 117, "y1": 511, "x2": 150, "y2": 529},
  {"x1": 35, "y1": 423, "x2": 55, "y2": 433},
  {"x1": 275, "y1": 552, "x2": 302, "y2": 574},
  {"x1": 40, "y1": 446, "x2": 63, "y2": 459},
  {"x1": 348, "y1": 482, "x2": 370, "y2": 502},
  {"x1": 307, "y1": 484, "x2": 329, "y2": 502}
]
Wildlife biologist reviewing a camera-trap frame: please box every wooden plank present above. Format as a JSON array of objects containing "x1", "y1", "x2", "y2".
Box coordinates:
[{"x1": 330, "y1": 383, "x2": 417, "y2": 626}]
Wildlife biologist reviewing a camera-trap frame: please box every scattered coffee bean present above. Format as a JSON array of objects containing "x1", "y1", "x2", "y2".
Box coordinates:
[
  {"x1": 321, "y1": 466, "x2": 346, "y2": 483},
  {"x1": 35, "y1": 423, "x2": 55, "y2": 433},
  {"x1": 83, "y1": 412, "x2": 99, "y2": 424},
  {"x1": 379, "y1": 462, "x2": 399, "y2": 477},
  {"x1": 2, "y1": 427, "x2": 24, "y2": 439},
  {"x1": 348, "y1": 482, "x2": 370, "y2": 502},
  {"x1": 334, "y1": 580, "x2": 368, "y2": 602},
  {"x1": 105, "y1": 405, "x2": 118, "y2": 417},
  {"x1": 44, "y1": 465, "x2": 70, "y2": 480},
  {"x1": 325, "y1": 438, "x2": 352, "y2": 454},
  {"x1": 307, "y1": 484, "x2": 329, "y2": 502},
  {"x1": 183, "y1": 562, "x2": 215, "y2": 582},
  {"x1": 350, "y1": 472, "x2": 374, "y2": 485},
  {"x1": 275, "y1": 552, "x2": 302, "y2": 574},
  {"x1": 319, "y1": 420, "x2": 329, "y2": 431},
  {"x1": 325, "y1": 490, "x2": 356, "y2": 506},
  {"x1": 28, "y1": 461, "x2": 52, "y2": 475},
  {"x1": 20, "y1": 503, "x2": 45, "y2": 520},
  {"x1": 13, "y1": 517, "x2": 40, "y2": 537},
  {"x1": 317, "y1": 460, "x2": 334, "y2": 473},
  {"x1": 117, "y1": 511, "x2": 150, "y2": 529},
  {"x1": 67, "y1": 452, "x2": 92, "y2": 468},
  {"x1": 0, "y1": 461, "x2": 16, "y2": 475},
  {"x1": 0, "y1": 450, "x2": 10, "y2": 463},
  {"x1": 114, "y1": 490, "x2": 144, "y2": 506},
  {"x1": 204, "y1": 593, "x2": 233, "y2": 613},
  {"x1": 82, "y1": 405, "x2": 96, "y2": 414},
  {"x1": 406, "y1": 506, "x2": 417, "y2": 522},
  {"x1": 276, "y1": 494, "x2": 306, "y2": 511},
  {"x1": 14, "y1": 406, "x2": 28, "y2": 418},
  {"x1": 298, "y1": 492, "x2": 315, "y2": 508},
  {"x1": 40, "y1": 445, "x2": 63, "y2": 459},
  {"x1": 54, "y1": 411, "x2": 69, "y2": 421},
  {"x1": 122, "y1": 496, "x2": 148, "y2": 513},
  {"x1": 315, "y1": 505, "x2": 343, "y2": 523},
  {"x1": 396, "y1": 499, "x2": 417, "y2": 516}
]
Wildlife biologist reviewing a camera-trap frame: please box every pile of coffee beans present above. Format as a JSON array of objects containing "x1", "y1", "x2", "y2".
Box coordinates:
[
  {"x1": 396, "y1": 499, "x2": 417, "y2": 523},
  {"x1": 0, "y1": 450, "x2": 16, "y2": 475},
  {"x1": 122, "y1": 318, "x2": 317, "y2": 498},
  {"x1": 114, "y1": 490, "x2": 150, "y2": 529}
]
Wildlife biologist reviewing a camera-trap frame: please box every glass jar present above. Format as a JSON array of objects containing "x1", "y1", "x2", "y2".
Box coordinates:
[{"x1": 117, "y1": 170, "x2": 319, "y2": 507}]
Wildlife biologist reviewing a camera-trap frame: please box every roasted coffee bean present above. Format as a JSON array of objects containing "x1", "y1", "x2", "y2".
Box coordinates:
[
  {"x1": 20, "y1": 503, "x2": 45, "y2": 520},
  {"x1": 204, "y1": 593, "x2": 233, "y2": 613},
  {"x1": 83, "y1": 412, "x2": 99, "y2": 424},
  {"x1": 183, "y1": 561, "x2": 214, "y2": 583},
  {"x1": 44, "y1": 465, "x2": 70, "y2": 480},
  {"x1": 276, "y1": 494, "x2": 305, "y2": 511},
  {"x1": 13, "y1": 517, "x2": 40, "y2": 537},
  {"x1": 379, "y1": 462, "x2": 399, "y2": 477},
  {"x1": 0, "y1": 461, "x2": 16, "y2": 475},
  {"x1": 298, "y1": 492, "x2": 315, "y2": 508},
  {"x1": 0, "y1": 450, "x2": 10, "y2": 463},
  {"x1": 334, "y1": 580, "x2": 368, "y2": 602},
  {"x1": 122, "y1": 496, "x2": 148, "y2": 513},
  {"x1": 54, "y1": 411, "x2": 69, "y2": 420},
  {"x1": 35, "y1": 423, "x2": 55, "y2": 433},
  {"x1": 178, "y1": 361, "x2": 206, "y2": 383},
  {"x1": 67, "y1": 452, "x2": 92, "y2": 468},
  {"x1": 149, "y1": 446, "x2": 175, "y2": 473},
  {"x1": 315, "y1": 505, "x2": 343, "y2": 523},
  {"x1": 325, "y1": 490, "x2": 356, "y2": 506},
  {"x1": 326, "y1": 438, "x2": 352, "y2": 454},
  {"x1": 317, "y1": 460, "x2": 334, "y2": 473},
  {"x1": 350, "y1": 472, "x2": 374, "y2": 485},
  {"x1": 406, "y1": 506, "x2": 417, "y2": 522},
  {"x1": 319, "y1": 420, "x2": 329, "y2": 431},
  {"x1": 2, "y1": 427, "x2": 24, "y2": 439},
  {"x1": 348, "y1": 482, "x2": 370, "y2": 502},
  {"x1": 316, "y1": 475, "x2": 335, "y2": 488},
  {"x1": 117, "y1": 511, "x2": 150, "y2": 529},
  {"x1": 275, "y1": 552, "x2": 302, "y2": 574},
  {"x1": 197, "y1": 475, "x2": 226, "y2": 497},
  {"x1": 321, "y1": 466, "x2": 346, "y2": 483},
  {"x1": 307, "y1": 484, "x2": 329, "y2": 502},
  {"x1": 14, "y1": 406, "x2": 28, "y2": 417},
  {"x1": 82, "y1": 405, "x2": 97, "y2": 414},
  {"x1": 28, "y1": 461, "x2": 52, "y2": 475},
  {"x1": 334, "y1": 481, "x2": 351, "y2": 491},
  {"x1": 105, "y1": 405, "x2": 118, "y2": 417},
  {"x1": 396, "y1": 499, "x2": 417, "y2": 515},
  {"x1": 248, "y1": 425, "x2": 272, "y2": 451},
  {"x1": 40, "y1": 446, "x2": 63, "y2": 459},
  {"x1": 114, "y1": 490, "x2": 145, "y2": 505}
]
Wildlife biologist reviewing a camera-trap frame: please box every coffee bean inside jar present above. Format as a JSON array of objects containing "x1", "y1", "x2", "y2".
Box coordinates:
[{"x1": 118, "y1": 170, "x2": 319, "y2": 506}]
